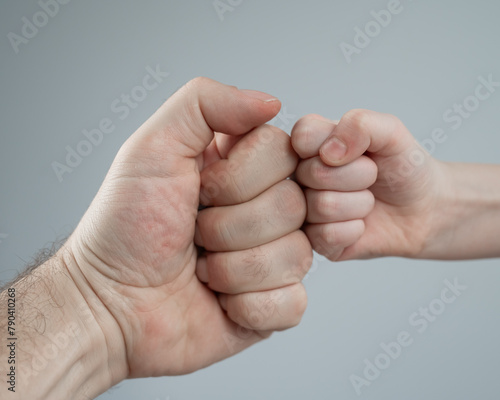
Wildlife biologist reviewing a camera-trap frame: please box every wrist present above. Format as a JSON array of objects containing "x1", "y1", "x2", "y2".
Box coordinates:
[
  {"x1": 60, "y1": 240, "x2": 129, "y2": 390},
  {"x1": 419, "y1": 161, "x2": 500, "y2": 259},
  {"x1": 1, "y1": 245, "x2": 126, "y2": 399},
  {"x1": 414, "y1": 159, "x2": 454, "y2": 259}
]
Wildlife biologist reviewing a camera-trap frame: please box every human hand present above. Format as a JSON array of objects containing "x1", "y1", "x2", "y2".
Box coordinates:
[
  {"x1": 60, "y1": 77, "x2": 310, "y2": 390},
  {"x1": 195, "y1": 122, "x2": 312, "y2": 335},
  {"x1": 291, "y1": 109, "x2": 447, "y2": 261}
]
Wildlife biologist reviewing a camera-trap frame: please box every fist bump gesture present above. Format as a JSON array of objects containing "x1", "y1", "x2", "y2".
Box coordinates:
[
  {"x1": 4, "y1": 78, "x2": 499, "y2": 399},
  {"x1": 291, "y1": 110, "x2": 439, "y2": 261}
]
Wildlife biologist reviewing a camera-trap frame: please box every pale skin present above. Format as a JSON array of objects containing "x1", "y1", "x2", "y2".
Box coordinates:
[
  {"x1": 2, "y1": 86, "x2": 499, "y2": 399},
  {"x1": 291, "y1": 109, "x2": 500, "y2": 261},
  {"x1": 0, "y1": 78, "x2": 312, "y2": 399}
]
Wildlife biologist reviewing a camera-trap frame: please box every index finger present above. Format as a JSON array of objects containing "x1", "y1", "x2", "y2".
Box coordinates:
[
  {"x1": 318, "y1": 109, "x2": 416, "y2": 167},
  {"x1": 200, "y1": 124, "x2": 298, "y2": 206}
]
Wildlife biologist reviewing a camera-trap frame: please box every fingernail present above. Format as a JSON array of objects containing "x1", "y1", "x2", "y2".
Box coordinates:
[
  {"x1": 196, "y1": 257, "x2": 208, "y2": 283},
  {"x1": 320, "y1": 136, "x2": 347, "y2": 164},
  {"x1": 240, "y1": 89, "x2": 279, "y2": 103}
]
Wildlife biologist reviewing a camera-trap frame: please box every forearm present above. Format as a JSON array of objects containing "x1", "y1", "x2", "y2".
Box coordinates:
[
  {"x1": 421, "y1": 162, "x2": 500, "y2": 260},
  {"x1": 0, "y1": 247, "x2": 120, "y2": 399}
]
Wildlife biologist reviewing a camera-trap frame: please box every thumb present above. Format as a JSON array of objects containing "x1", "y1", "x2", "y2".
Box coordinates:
[
  {"x1": 318, "y1": 109, "x2": 416, "y2": 167},
  {"x1": 125, "y1": 77, "x2": 281, "y2": 163}
]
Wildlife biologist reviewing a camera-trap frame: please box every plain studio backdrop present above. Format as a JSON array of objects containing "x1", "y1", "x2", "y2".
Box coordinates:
[{"x1": 1, "y1": 1, "x2": 499, "y2": 399}]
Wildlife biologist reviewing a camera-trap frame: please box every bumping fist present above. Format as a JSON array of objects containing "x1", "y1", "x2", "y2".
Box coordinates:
[
  {"x1": 59, "y1": 78, "x2": 312, "y2": 394},
  {"x1": 195, "y1": 125, "x2": 312, "y2": 332},
  {"x1": 292, "y1": 109, "x2": 443, "y2": 261}
]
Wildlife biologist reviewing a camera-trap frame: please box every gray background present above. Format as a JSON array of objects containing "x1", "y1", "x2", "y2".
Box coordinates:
[{"x1": 1, "y1": 1, "x2": 499, "y2": 399}]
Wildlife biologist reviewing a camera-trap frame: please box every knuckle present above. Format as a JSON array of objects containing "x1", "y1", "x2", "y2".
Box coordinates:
[
  {"x1": 319, "y1": 224, "x2": 336, "y2": 246},
  {"x1": 267, "y1": 126, "x2": 299, "y2": 168},
  {"x1": 310, "y1": 158, "x2": 331, "y2": 185},
  {"x1": 342, "y1": 109, "x2": 372, "y2": 133},
  {"x1": 208, "y1": 254, "x2": 235, "y2": 293},
  {"x1": 239, "y1": 124, "x2": 282, "y2": 151},
  {"x1": 242, "y1": 248, "x2": 271, "y2": 284},
  {"x1": 187, "y1": 76, "x2": 212, "y2": 89},
  {"x1": 177, "y1": 77, "x2": 211, "y2": 103},
  {"x1": 384, "y1": 112, "x2": 404, "y2": 130},
  {"x1": 225, "y1": 178, "x2": 249, "y2": 205},
  {"x1": 306, "y1": 230, "x2": 331, "y2": 258},
  {"x1": 243, "y1": 294, "x2": 275, "y2": 330},
  {"x1": 292, "y1": 233, "x2": 314, "y2": 279},
  {"x1": 206, "y1": 213, "x2": 235, "y2": 251},
  {"x1": 259, "y1": 292, "x2": 279, "y2": 318},
  {"x1": 352, "y1": 219, "x2": 366, "y2": 237},
  {"x1": 302, "y1": 113, "x2": 325, "y2": 122},
  {"x1": 315, "y1": 191, "x2": 337, "y2": 219},
  {"x1": 260, "y1": 123, "x2": 288, "y2": 141},
  {"x1": 291, "y1": 116, "x2": 316, "y2": 152},
  {"x1": 295, "y1": 160, "x2": 309, "y2": 186},
  {"x1": 276, "y1": 181, "x2": 306, "y2": 223},
  {"x1": 257, "y1": 125, "x2": 299, "y2": 173},
  {"x1": 281, "y1": 231, "x2": 313, "y2": 284},
  {"x1": 289, "y1": 284, "x2": 308, "y2": 327},
  {"x1": 358, "y1": 156, "x2": 379, "y2": 186},
  {"x1": 363, "y1": 189, "x2": 376, "y2": 211}
]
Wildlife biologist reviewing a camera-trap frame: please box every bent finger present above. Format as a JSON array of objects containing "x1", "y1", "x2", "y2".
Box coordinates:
[
  {"x1": 296, "y1": 155, "x2": 377, "y2": 191},
  {"x1": 195, "y1": 180, "x2": 306, "y2": 251},
  {"x1": 200, "y1": 125, "x2": 298, "y2": 206},
  {"x1": 318, "y1": 109, "x2": 416, "y2": 167},
  {"x1": 305, "y1": 220, "x2": 365, "y2": 260},
  {"x1": 291, "y1": 114, "x2": 338, "y2": 159},
  {"x1": 219, "y1": 283, "x2": 307, "y2": 331},
  {"x1": 196, "y1": 231, "x2": 312, "y2": 294},
  {"x1": 306, "y1": 189, "x2": 375, "y2": 223}
]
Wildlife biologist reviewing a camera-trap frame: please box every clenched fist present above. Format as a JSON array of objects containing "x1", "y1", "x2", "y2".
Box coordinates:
[
  {"x1": 292, "y1": 109, "x2": 500, "y2": 261},
  {"x1": 2, "y1": 78, "x2": 312, "y2": 399}
]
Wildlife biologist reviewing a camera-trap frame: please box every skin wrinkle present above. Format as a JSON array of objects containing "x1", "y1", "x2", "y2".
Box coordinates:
[
  {"x1": 248, "y1": 208, "x2": 264, "y2": 242},
  {"x1": 82, "y1": 177, "x2": 196, "y2": 287},
  {"x1": 242, "y1": 248, "x2": 270, "y2": 284},
  {"x1": 62, "y1": 248, "x2": 124, "y2": 381},
  {"x1": 75, "y1": 239, "x2": 200, "y2": 376},
  {"x1": 259, "y1": 292, "x2": 282, "y2": 322}
]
